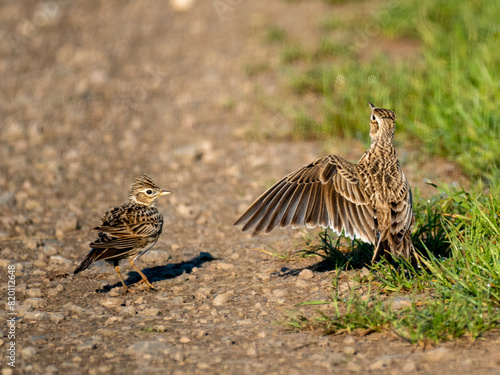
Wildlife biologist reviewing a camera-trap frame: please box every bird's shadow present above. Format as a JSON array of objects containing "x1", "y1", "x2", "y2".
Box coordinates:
[
  {"x1": 98, "y1": 252, "x2": 215, "y2": 293},
  {"x1": 271, "y1": 258, "x2": 367, "y2": 278}
]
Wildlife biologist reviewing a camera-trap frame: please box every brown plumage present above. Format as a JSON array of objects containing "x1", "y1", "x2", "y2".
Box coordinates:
[
  {"x1": 234, "y1": 103, "x2": 415, "y2": 260},
  {"x1": 74, "y1": 174, "x2": 171, "y2": 293}
]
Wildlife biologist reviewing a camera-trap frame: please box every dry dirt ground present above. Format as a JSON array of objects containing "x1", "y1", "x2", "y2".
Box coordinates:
[{"x1": 1, "y1": 1, "x2": 499, "y2": 374}]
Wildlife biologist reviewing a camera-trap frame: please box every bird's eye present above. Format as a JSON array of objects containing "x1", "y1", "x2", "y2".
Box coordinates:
[
  {"x1": 146, "y1": 190, "x2": 153, "y2": 195},
  {"x1": 371, "y1": 115, "x2": 376, "y2": 121}
]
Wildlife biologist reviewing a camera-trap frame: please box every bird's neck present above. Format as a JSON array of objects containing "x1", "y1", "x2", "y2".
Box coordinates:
[{"x1": 369, "y1": 134, "x2": 396, "y2": 156}]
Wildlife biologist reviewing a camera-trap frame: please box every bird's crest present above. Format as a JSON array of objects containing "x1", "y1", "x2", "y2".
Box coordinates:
[{"x1": 129, "y1": 174, "x2": 160, "y2": 196}]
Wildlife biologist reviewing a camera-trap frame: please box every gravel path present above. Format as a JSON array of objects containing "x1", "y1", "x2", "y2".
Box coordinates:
[{"x1": 0, "y1": 1, "x2": 497, "y2": 374}]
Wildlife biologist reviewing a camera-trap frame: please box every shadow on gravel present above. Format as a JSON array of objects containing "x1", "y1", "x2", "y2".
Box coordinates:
[
  {"x1": 99, "y1": 252, "x2": 216, "y2": 293},
  {"x1": 272, "y1": 259, "x2": 366, "y2": 278}
]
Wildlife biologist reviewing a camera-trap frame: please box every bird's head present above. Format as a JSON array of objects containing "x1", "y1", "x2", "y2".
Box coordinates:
[
  {"x1": 128, "y1": 174, "x2": 171, "y2": 206},
  {"x1": 368, "y1": 102, "x2": 397, "y2": 142}
]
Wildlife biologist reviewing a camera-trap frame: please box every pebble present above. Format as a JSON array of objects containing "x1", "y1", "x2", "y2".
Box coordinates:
[
  {"x1": 141, "y1": 249, "x2": 170, "y2": 264},
  {"x1": 118, "y1": 306, "x2": 136, "y2": 315},
  {"x1": 346, "y1": 361, "x2": 361, "y2": 372},
  {"x1": 23, "y1": 298, "x2": 44, "y2": 308},
  {"x1": 343, "y1": 335, "x2": 356, "y2": 345},
  {"x1": 50, "y1": 255, "x2": 72, "y2": 265},
  {"x1": 128, "y1": 341, "x2": 171, "y2": 358},
  {"x1": 21, "y1": 346, "x2": 37, "y2": 359},
  {"x1": 215, "y1": 262, "x2": 234, "y2": 270},
  {"x1": 390, "y1": 296, "x2": 413, "y2": 310},
  {"x1": 25, "y1": 288, "x2": 42, "y2": 298},
  {"x1": 48, "y1": 312, "x2": 64, "y2": 323},
  {"x1": 100, "y1": 298, "x2": 125, "y2": 308},
  {"x1": 213, "y1": 292, "x2": 231, "y2": 306},
  {"x1": 402, "y1": 360, "x2": 417, "y2": 372},
  {"x1": 63, "y1": 303, "x2": 87, "y2": 314},
  {"x1": 343, "y1": 346, "x2": 356, "y2": 356},
  {"x1": 171, "y1": 296, "x2": 184, "y2": 305},
  {"x1": 329, "y1": 352, "x2": 346, "y2": 365},
  {"x1": 422, "y1": 347, "x2": 450, "y2": 362},
  {"x1": 369, "y1": 358, "x2": 392, "y2": 370},
  {"x1": 179, "y1": 336, "x2": 191, "y2": 344},
  {"x1": 272, "y1": 289, "x2": 287, "y2": 297},
  {"x1": 24, "y1": 311, "x2": 49, "y2": 321},
  {"x1": 298, "y1": 269, "x2": 314, "y2": 280},
  {"x1": 138, "y1": 307, "x2": 160, "y2": 316}
]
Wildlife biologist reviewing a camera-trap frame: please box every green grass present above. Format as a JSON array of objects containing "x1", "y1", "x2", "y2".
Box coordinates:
[
  {"x1": 270, "y1": 0, "x2": 500, "y2": 180},
  {"x1": 289, "y1": 185, "x2": 500, "y2": 343},
  {"x1": 252, "y1": 0, "x2": 500, "y2": 344}
]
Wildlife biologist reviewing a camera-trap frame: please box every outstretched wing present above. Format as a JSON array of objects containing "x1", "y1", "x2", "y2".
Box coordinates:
[
  {"x1": 234, "y1": 155, "x2": 377, "y2": 244},
  {"x1": 388, "y1": 176, "x2": 414, "y2": 257}
]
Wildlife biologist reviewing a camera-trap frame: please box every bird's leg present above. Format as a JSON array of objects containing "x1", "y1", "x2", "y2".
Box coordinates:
[
  {"x1": 371, "y1": 228, "x2": 389, "y2": 262},
  {"x1": 114, "y1": 265, "x2": 133, "y2": 294},
  {"x1": 128, "y1": 259, "x2": 156, "y2": 291}
]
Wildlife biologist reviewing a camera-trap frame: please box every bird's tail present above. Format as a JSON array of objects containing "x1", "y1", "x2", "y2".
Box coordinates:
[
  {"x1": 74, "y1": 249, "x2": 101, "y2": 274},
  {"x1": 377, "y1": 230, "x2": 414, "y2": 260}
]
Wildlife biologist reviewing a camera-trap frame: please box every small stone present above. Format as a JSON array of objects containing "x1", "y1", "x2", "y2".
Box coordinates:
[
  {"x1": 77, "y1": 338, "x2": 100, "y2": 351},
  {"x1": 23, "y1": 298, "x2": 44, "y2": 308},
  {"x1": 390, "y1": 296, "x2": 413, "y2": 311},
  {"x1": 343, "y1": 335, "x2": 356, "y2": 345},
  {"x1": 298, "y1": 269, "x2": 314, "y2": 280},
  {"x1": 247, "y1": 346, "x2": 257, "y2": 356},
  {"x1": 195, "y1": 287, "x2": 212, "y2": 299},
  {"x1": 171, "y1": 296, "x2": 184, "y2": 305},
  {"x1": 369, "y1": 358, "x2": 391, "y2": 370},
  {"x1": 172, "y1": 351, "x2": 185, "y2": 362},
  {"x1": 55, "y1": 216, "x2": 77, "y2": 236},
  {"x1": 42, "y1": 245, "x2": 58, "y2": 255},
  {"x1": 221, "y1": 337, "x2": 235, "y2": 345},
  {"x1": 295, "y1": 279, "x2": 309, "y2": 289},
  {"x1": 346, "y1": 361, "x2": 361, "y2": 372},
  {"x1": 179, "y1": 336, "x2": 190, "y2": 344},
  {"x1": 402, "y1": 360, "x2": 417, "y2": 372},
  {"x1": 25, "y1": 288, "x2": 42, "y2": 298},
  {"x1": 216, "y1": 262, "x2": 234, "y2": 270},
  {"x1": 100, "y1": 298, "x2": 124, "y2": 308},
  {"x1": 24, "y1": 311, "x2": 49, "y2": 321},
  {"x1": 422, "y1": 347, "x2": 450, "y2": 362},
  {"x1": 140, "y1": 250, "x2": 170, "y2": 264},
  {"x1": 63, "y1": 303, "x2": 86, "y2": 314},
  {"x1": 104, "y1": 316, "x2": 123, "y2": 325},
  {"x1": 45, "y1": 365, "x2": 57, "y2": 374},
  {"x1": 21, "y1": 346, "x2": 37, "y2": 359},
  {"x1": 272, "y1": 289, "x2": 287, "y2": 297},
  {"x1": 329, "y1": 352, "x2": 346, "y2": 365},
  {"x1": 128, "y1": 341, "x2": 171, "y2": 358},
  {"x1": 139, "y1": 307, "x2": 160, "y2": 316},
  {"x1": 118, "y1": 306, "x2": 136, "y2": 316},
  {"x1": 343, "y1": 346, "x2": 356, "y2": 356},
  {"x1": 360, "y1": 267, "x2": 370, "y2": 277},
  {"x1": 50, "y1": 255, "x2": 72, "y2": 265},
  {"x1": 213, "y1": 292, "x2": 231, "y2": 306},
  {"x1": 48, "y1": 312, "x2": 64, "y2": 323}
]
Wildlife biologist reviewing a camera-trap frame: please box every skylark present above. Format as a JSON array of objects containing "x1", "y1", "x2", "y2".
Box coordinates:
[
  {"x1": 235, "y1": 103, "x2": 415, "y2": 261},
  {"x1": 74, "y1": 174, "x2": 171, "y2": 293}
]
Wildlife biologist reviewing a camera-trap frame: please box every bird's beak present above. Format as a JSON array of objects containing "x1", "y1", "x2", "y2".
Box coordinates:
[
  {"x1": 368, "y1": 102, "x2": 376, "y2": 110},
  {"x1": 160, "y1": 190, "x2": 172, "y2": 196}
]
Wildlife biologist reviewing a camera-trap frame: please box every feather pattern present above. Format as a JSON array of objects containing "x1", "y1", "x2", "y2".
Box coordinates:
[{"x1": 234, "y1": 104, "x2": 415, "y2": 259}]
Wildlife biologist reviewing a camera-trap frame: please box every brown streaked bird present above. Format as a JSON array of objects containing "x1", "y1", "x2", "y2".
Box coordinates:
[
  {"x1": 234, "y1": 103, "x2": 415, "y2": 261},
  {"x1": 74, "y1": 174, "x2": 171, "y2": 293}
]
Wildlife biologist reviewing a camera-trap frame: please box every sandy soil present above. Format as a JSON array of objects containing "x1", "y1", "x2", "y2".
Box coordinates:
[{"x1": 1, "y1": 1, "x2": 498, "y2": 374}]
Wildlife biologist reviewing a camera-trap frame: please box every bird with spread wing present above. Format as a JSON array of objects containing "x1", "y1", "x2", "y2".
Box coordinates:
[{"x1": 234, "y1": 103, "x2": 415, "y2": 261}]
